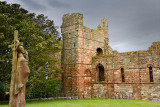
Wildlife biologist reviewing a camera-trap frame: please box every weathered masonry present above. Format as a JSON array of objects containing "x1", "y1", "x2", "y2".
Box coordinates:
[{"x1": 61, "y1": 13, "x2": 160, "y2": 101}]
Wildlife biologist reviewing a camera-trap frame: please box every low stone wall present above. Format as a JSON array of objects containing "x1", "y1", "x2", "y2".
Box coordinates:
[
  {"x1": 92, "y1": 84, "x2": 107, "y2": 98},
  {"x1": 91, "y1": 83, "x2": 160, "y2": 101}
]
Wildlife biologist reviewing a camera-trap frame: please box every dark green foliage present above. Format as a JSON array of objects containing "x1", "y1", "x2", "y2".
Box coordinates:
[
  {"x1": 26, "y1": 69, "x2": 62, "y2": 99},
  {"x1": 0, "y1": 1, "x2": 62, "y2": 100}
]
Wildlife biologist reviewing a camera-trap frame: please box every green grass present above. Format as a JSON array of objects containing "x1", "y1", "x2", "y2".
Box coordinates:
[{"x1": 1, "y1": 99, "x2": 160, "y2": 107}]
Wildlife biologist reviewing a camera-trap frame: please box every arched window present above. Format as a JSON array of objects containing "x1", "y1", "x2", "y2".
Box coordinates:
[
  {"x1": 121, "y1": 68, "x2": 125, "y2": 82},
  {"x1": 149, "y1": 66, "x2": 154, "y2": 82},
  {"x1": 97, "y1": 64, "x2": 105, "y2": 81},
  {"x1": 97, "y1": 48, "x2": 103, "y2": 56}
]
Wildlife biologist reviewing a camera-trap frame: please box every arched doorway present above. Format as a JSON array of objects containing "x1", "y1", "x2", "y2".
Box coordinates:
[
  {"x1": 84, "y1": 69, "x2": 92, "y2": 98},
  {"x1": 97, "y1": 64, "x2": 105, "y2": 81}
]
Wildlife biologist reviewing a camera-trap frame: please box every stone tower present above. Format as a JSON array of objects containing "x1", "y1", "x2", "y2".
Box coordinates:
[{"x1": 61, "y1": 13, "x2": 110, "y2": 98}]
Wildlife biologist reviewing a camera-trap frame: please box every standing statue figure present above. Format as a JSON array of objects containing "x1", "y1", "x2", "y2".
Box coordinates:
[
  {"x1": 14, "y1": 46, "x2": 30, "y2": 107},
  {"x1": 8, "y1": 30, "x2": 30, "y2": 107}
]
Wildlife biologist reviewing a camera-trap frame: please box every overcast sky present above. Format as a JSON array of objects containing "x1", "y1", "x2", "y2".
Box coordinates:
[{"x1": 4, "y1": 0, "x2": 160, "y2": 52}]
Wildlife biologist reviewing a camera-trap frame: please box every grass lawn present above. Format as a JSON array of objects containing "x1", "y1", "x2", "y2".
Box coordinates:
[{"x1": 1, "y1": 99, "x2": 160, "y2": 107}]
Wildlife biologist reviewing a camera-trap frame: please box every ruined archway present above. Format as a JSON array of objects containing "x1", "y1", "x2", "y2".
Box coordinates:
[
  {"x1": 97, "y1": 64, "x2": 105, "y2": 81},
  {"x1": 83, "y1": 69, "x2": 92, "y2": 98},
  {"x1": 97, "y1": 48, "x2": 103, "y2": 56}
]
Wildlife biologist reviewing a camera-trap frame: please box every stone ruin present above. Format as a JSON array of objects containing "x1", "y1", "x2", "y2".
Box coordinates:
[{"x1": 61, "y1": 13, "x2": 160, "y2": 101}]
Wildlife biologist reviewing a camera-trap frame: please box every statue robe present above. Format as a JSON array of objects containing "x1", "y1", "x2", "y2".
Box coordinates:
[{"x1": 14, "y1": 56, "x2": 30, "y2": 107}]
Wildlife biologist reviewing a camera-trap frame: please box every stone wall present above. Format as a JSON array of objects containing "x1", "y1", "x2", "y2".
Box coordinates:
[
  {"x1": 61, "y1": 13, "x2": 160, "y2": 100},
  {"x1": 92, "y1": 42, "x2": 160, "y2": 100}
]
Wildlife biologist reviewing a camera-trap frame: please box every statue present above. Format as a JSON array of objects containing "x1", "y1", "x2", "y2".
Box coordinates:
[{"x1": 8, "y1": 30, "x2": 30, "y2": 107}]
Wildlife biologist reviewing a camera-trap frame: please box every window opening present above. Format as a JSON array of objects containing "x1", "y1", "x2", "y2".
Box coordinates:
[
  {"x1": 97, "y1": 48, "x2": 103, "y2": 56},
  {"x1": 149, "y1": 66, "x2": 154, "y2": 82},
  {"x1": 121, "y1": 68, "x2": 125, "y2": 82},
  {"x1": 97, "y1": 64, "x2": 105, "y2": 81}
]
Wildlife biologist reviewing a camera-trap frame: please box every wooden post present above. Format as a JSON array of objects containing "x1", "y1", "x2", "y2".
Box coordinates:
[{"x1": 8, "y1": 30, "x2": 23, "y2": 107}]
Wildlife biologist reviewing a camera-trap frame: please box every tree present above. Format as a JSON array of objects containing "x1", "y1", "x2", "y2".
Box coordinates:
[{"x1": 0, "y1": 1, "x2": 62, "y2": 100}]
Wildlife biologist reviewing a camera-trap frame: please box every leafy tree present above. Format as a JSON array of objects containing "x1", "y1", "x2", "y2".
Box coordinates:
[{"x1": 0, "y1": 1, "x2": 62, "y2": 100}]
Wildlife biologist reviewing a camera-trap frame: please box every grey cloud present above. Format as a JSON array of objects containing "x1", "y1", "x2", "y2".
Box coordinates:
[
  {"x1": 52, "y1": 0, "x2": 160, "y2": 52},
  {"x1": 47, "y1": 0, "x2": 70, "y2": 8},
  {"x1": 20, "y1": 0, "x2": 46, "y2": 10},
  {"x1": 5, "y1": 0, "x2": 160, "y2": 52}
]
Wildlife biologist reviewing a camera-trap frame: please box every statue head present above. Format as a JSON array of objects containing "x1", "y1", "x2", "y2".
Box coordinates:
[{"x1": 17, "y1": 46, "x2": 25, "y2": 53}]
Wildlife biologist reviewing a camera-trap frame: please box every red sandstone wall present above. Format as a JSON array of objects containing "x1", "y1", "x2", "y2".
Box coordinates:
[
  {"x1": 91, "y1": 42, "x2": 160, "y2": 100},
  {"x1": 61, "y1": 13, "x2": 160, "y2": 100}
]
